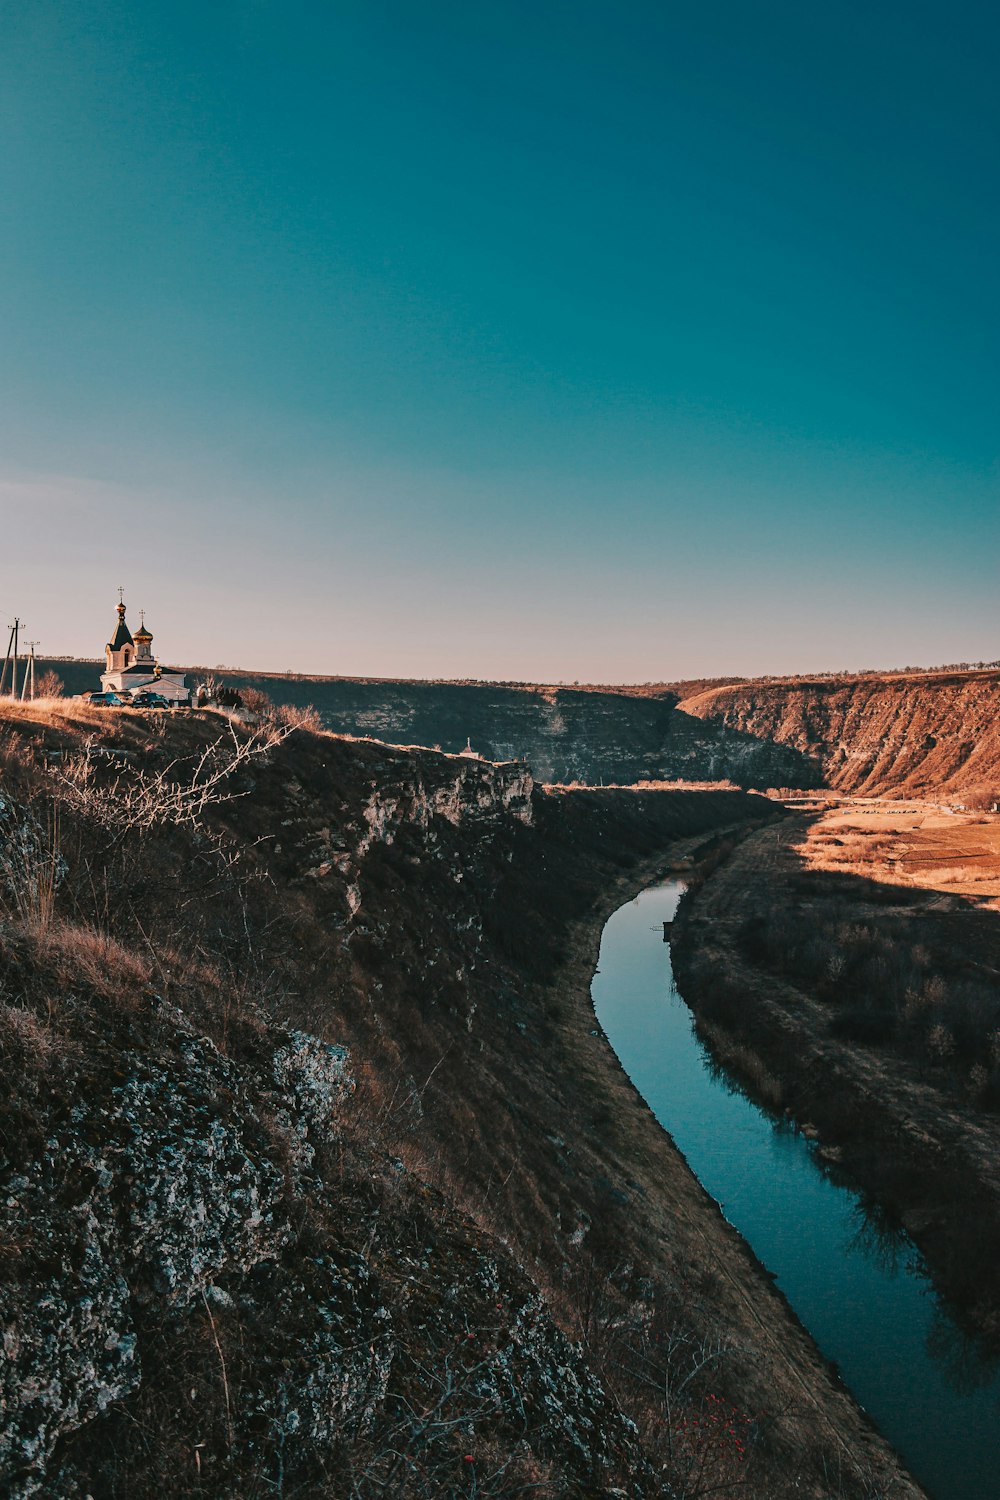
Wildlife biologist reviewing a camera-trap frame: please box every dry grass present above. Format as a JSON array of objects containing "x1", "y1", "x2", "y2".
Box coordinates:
[
  {"x1": 0, "y1": 698, "x2": 107, "y2": 729},
  {"x1": 42, "y1": 920, "x2": 152, "y2": 996},
  {"x1": 794, "y1": 803, "x2": 1000, "y2": 901},
  {"x1": 0, "y1": 1000, "x2": 66, "y2": 1072}
]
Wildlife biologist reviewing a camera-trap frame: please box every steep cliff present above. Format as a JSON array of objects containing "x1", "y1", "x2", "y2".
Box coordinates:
[
  {"x1": 41, "y1": 659, "x2": 997, "y2": 797},
  {"x1": 0, "y1": 705, "x2": 921, "y2": 1499},
  {"x1": 681, "y1": 669, "x2": 1000, "y2": 800},
  {"x1": 41, "y1": 663, "x2": 819, "y2": 788}
]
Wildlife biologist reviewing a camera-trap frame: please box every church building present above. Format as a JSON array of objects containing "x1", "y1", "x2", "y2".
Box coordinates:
[{"x1": 101, "y1": 592, "x2": 192, "y2": 705}]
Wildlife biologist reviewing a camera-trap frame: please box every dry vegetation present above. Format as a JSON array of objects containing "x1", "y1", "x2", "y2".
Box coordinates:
[
  {"x1": 802, "y1": 804, "x2": 1000, "y2": 903},
  {"x1": 671, "y1": 804, "x2": 1000, "y2": 1343},
  {"x1": 0, "y1": 703, "x2": 922, "y2": 1498},
  {"x1": 745, "y1": 805, "x2": 1000, "y2": 1103}
]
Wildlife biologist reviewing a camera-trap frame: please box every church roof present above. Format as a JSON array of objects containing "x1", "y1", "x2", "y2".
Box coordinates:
[
  {"x1": 108, "y1": 614, "x2": 134, "y2": 651},
  {"x1": 134, "y1": 621, "x2": 152, "y2": 639},
  {"x1": 115, "y1": 663, "x2": 186, "y2": 676}
]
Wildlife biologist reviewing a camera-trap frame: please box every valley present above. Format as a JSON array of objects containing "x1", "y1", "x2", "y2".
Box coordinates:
[
  {"x1": 0, "y1": 700, "x2": 920, "y2": 1499},
  {"x1": 3, "y1": 662, "x2": 998, "y2": 1498}
]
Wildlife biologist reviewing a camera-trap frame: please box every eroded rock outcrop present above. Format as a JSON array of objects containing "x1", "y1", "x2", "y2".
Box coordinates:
[
  {"x1": 1, "y1": 974, "x2": 654, "y2": 1498},
  {"x1": 0, "y1": 1012, "x2": 366, "y2": 1495},
  {"x1": 681, "y1": 669, "x2": 1000, "y2": 799}
]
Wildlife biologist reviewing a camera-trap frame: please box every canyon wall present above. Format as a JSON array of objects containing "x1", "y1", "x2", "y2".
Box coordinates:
[
  {"x1": 681, "y1": 669, "x2": 1000, "y2": 800},
  {"x1": 43, "y1": 661, "x2": 818, "y2": 788},
  {"x1": 43, "y1": 659, "x2": 998, "y2": 797}
]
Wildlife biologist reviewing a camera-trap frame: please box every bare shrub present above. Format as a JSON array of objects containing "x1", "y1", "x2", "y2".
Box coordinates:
[
  {"x1": 0, "y1": 1002, "x2": 63, "y2": 1072},
  {"x1": 925, "y1": 1023, "x2": 955, "y2": 1063},
  {"x1": 0, "y1": 794, "x2": 63, "y2": 932},
  {"x1": 54, "y1": 720, "x2": 289, "y2": 840},
  {"x1": 275, "y1": 701, "x2": 323, "y2": 732},
  {"x1": 237, "y1": 686, "x2": 274, "y2": 717},
  {"x1": 34, "y1": 670, "x2": 64, "y2": 699}
]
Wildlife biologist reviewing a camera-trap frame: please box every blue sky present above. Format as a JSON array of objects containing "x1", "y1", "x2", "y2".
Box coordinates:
[{"x1": 1, "y1": 1, "x2": 996, "y2": 680}]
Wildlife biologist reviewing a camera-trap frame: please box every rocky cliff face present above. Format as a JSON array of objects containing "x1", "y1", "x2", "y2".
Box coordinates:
[
  {"x1": 2, "y1": 959, "x2": 643, "y2": 1499},
  {"x1": 42, "y1": 662, "x2": 817, "y2": 788},
  {"x1": 0, "y1": 719, "x2": 675, "y2": 1498},
  {"x1": 681, "y1": 669, "x2": 1000, "y2": 800},
  {"x1": 0, "y1": 706, "x2": 919, "y2": 1499}
]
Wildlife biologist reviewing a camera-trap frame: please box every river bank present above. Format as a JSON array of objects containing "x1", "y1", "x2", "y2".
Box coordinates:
[
  {"x1": 536, "y1": 828, "x2": 928, "y2": 1500},
  {"x1": 670, "y1": 817, "x2": 1000, "y2": 1348},
  {"x1": 597, "y1": 879, "x2": 1000, "y2": 1500}
]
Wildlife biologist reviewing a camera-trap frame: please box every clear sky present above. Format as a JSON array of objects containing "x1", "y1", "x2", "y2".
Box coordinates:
[{"x1": 1, "y1": 1, "x2": 996, "y2": 681}]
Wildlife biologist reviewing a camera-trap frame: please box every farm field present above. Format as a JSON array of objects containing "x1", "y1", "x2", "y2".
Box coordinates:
[{"x1": 793, "y1": 800, "x2": 1000, "y2": 908}]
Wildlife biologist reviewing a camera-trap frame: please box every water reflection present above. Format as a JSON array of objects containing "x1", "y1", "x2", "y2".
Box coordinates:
[
  {"x1": 844, "y1": 1194, "x2": 912, "y2": 1278},
  {"x1": 925, "y1": 1308, "x2": 1000, "y2": 1397}
]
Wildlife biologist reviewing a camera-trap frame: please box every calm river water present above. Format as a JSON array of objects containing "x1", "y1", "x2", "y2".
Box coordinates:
[{"x1": 591, "y1": 881, "x2": 1000, "y2": 1500}]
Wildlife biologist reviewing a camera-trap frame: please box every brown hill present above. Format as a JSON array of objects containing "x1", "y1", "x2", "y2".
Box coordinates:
[
  {"x1": 681, "y1": 669, "x2": 1000, "y2": 801},
  {"x1": 38, "y1": 659, "x2": 998, "y2": 799}
]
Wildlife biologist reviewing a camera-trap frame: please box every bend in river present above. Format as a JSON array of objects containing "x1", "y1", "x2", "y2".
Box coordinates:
[{"x1": 592, "y1": 881, "x2": 1000, "y2": 1500}]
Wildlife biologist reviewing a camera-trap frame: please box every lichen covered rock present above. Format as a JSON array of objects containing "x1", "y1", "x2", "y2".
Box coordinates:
[{"x1": 0, "y1": 1008, "x2": 366, "y2": 1497}]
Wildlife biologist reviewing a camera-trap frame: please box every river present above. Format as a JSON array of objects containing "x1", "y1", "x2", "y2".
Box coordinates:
[{"x1": 591, "y1": 880, "x2": 1000, "y2": 1500}]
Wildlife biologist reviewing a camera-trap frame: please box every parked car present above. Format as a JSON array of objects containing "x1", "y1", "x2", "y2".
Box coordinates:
[
  {"x1": 129, "y1": 691, "x2": 170, "y2": 709},
  {"x1": 86, "y1": 691, "x2": 125, "y2": 707}
]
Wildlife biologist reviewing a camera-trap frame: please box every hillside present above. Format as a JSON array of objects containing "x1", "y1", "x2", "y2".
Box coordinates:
[
  {"x1": 0, "y1": 704, "x2": 921, "y2": 1499},
  {"x1": 40, "y1": 660, "x2": 819, "y2": 789},
  {"x1": 42, "y1": 660, "x2": 998, "y2": 799},
  {"x1": 680, "y1": 669, "x2": 1000, "y2": 801}
]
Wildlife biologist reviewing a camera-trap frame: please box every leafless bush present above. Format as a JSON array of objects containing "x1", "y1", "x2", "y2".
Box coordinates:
[
  {"x1": 53, "y1": 720, "x2": 289, "y2": 840},
  {"x1": 0, "y1": 1001, "x2": 64, "y2": 1073},
  {"x1": 275, "y1": 702, "x2": 323, "y2": 732},
  {"x1": 34, "y1": 669, "x2": 64, "y2": 699},
  {"x1": 238, "y1": 687, "x2": 274, "y2": 717},
  {"x1": 0, "y1": 792, "x2": 63, "y2": 931}
]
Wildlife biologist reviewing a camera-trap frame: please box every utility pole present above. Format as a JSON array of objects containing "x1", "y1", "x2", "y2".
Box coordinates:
[
  {"x1": 0, "y1": 618, "x2": 20, "y2": 698},
  {"x1": 0, "y1": 622, "x2": 14, "y2": 697},
  {"x1": 22, "y1": 641, "x2": 39, "y2": 700}
]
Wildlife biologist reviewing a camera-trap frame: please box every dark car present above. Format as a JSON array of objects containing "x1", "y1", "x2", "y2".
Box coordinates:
[
  {"x1": 130, "y1": 691, "x2": 170, "y2": 709},
  {"x1": 86, "y1": 691, "x2": 125, "y2": 707}
]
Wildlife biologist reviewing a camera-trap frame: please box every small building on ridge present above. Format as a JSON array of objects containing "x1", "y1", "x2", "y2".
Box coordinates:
[{"x1": 100, "y1": 594, "x2": 192, "y2": 705}]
